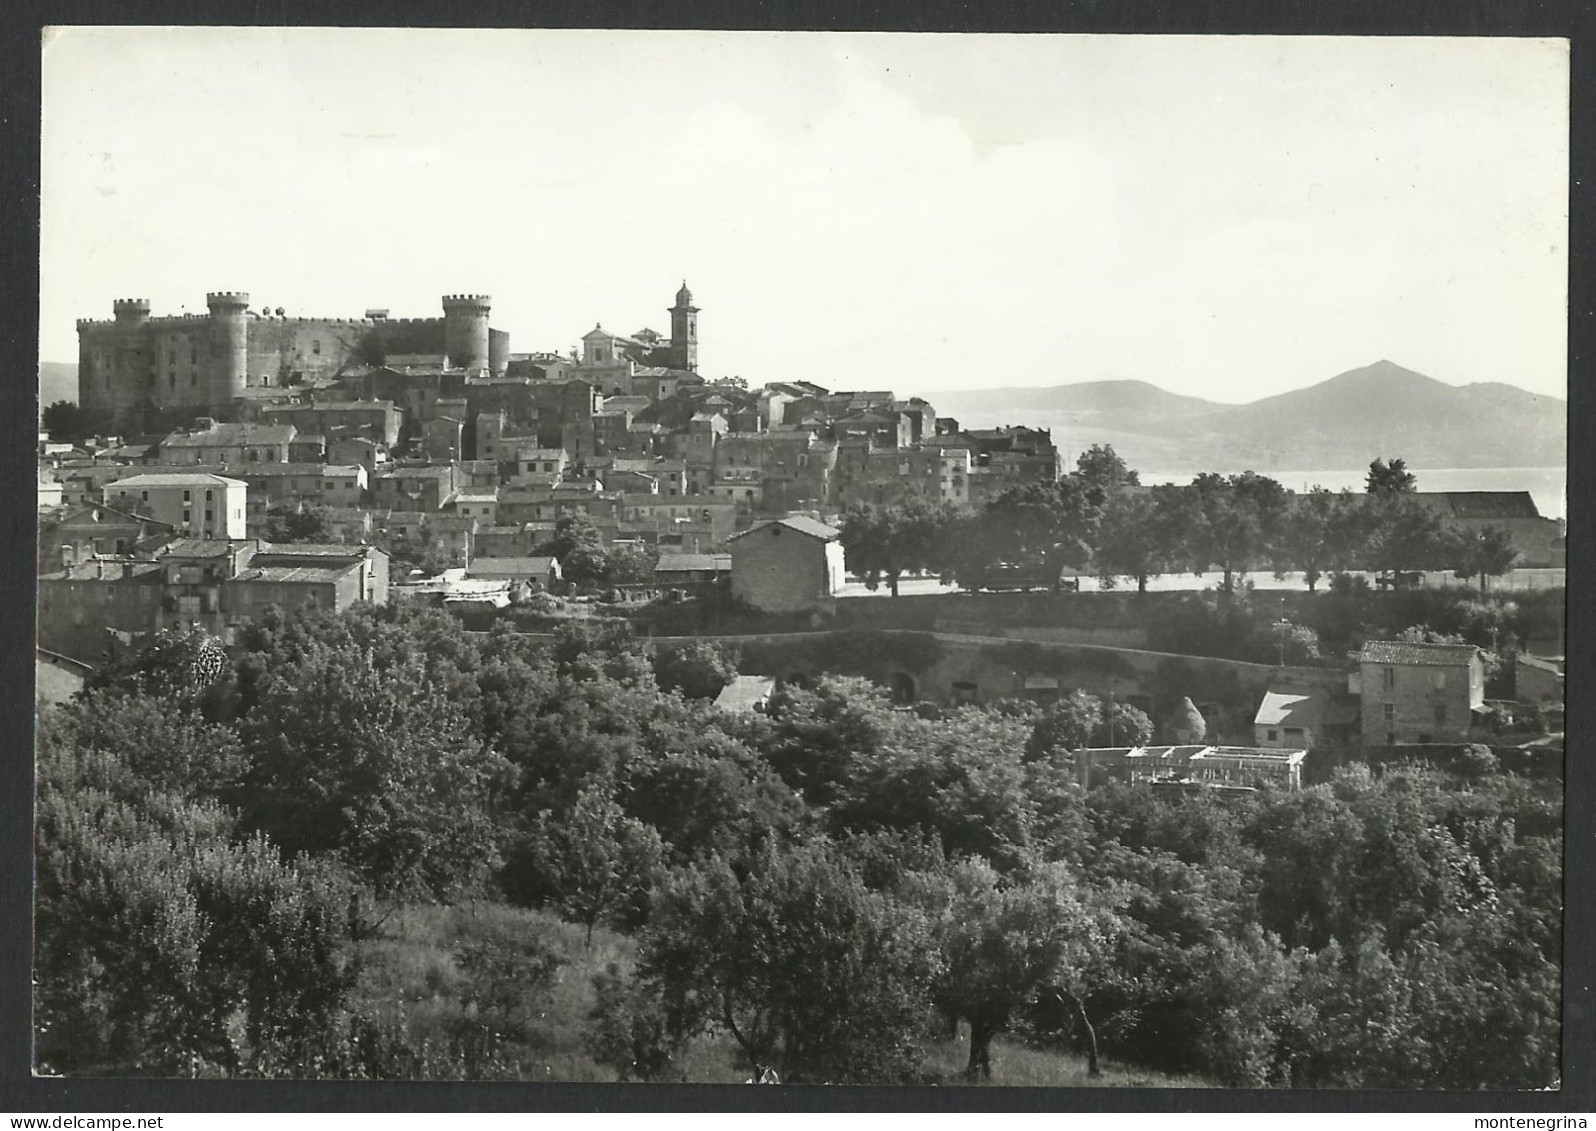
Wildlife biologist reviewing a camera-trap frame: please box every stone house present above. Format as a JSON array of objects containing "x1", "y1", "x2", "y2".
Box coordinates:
[
  {"x1": 1354, "y1": 639, "x2": 1485, "y2": 745},
  {"x1": 728, "y1": 516, "x2": 846, "y2": 613}
]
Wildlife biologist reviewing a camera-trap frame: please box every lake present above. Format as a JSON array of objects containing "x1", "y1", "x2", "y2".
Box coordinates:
[{"x1": 1136, "y1": 466, "x2": 1567, "y2": 520}]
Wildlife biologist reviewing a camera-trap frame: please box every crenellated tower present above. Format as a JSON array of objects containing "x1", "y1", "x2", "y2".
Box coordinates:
[
  {"x1": 668, "y1": 280, "x2": 699, "y2": 371},
  {"x1": 442, "y1": 293, "x2": 492, "y2": 373},
  {"x1": 205, "y1": 292, "x2": 250, "y2": 406}
]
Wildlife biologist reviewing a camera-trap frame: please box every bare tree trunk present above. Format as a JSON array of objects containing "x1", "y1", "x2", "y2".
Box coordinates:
[
  {"x1": 966, "y1": 1018, "x2": 995, "y2": 1080},
  {"x1": 1071, "y1": 994, "x2": 1101, "y2": 1077}
]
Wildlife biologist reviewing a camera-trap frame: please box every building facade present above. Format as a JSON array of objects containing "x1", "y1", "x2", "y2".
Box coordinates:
[
  {"x1": 103, "y1": 472, "x2": 248, "y2": 540},
  {"x1": 1355, "y1": 639, "x2": 1485, "y2": 745},
  {"x1": 728, "y1": 516, "x2": 846, "y2": 613}
]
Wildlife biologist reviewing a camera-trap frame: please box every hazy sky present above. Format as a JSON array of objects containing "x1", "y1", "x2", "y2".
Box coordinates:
[{"x1": 40, "y1": 29, "x2": 1569, "y2": 402}]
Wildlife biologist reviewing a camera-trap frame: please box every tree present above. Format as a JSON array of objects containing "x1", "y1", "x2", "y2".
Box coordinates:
[
  {"x1": 511, "y1": 775, "x2": 665, "y2": 946},
  {"x1": 542, "y1": 513, "x2": 609, "y2": 587},
  {"x1": 1093, "y1": 490, "x2": 1168, "y2": 594},
  {"x1": 652, "y1": 640, "x2": 738, "y2": 700},
  {"x1": 42, "y1": 400, "x2": 93, "y2": 444},
  {"x1": 1183, "y1": 472, "x2": 1290, "y2": 594},
  {"x1": 1448, "y1": 524, "x2": 1519, "y2": 593},
  {"x1": 265, "y1": 502, "x2": 331, "y2": 544},
  {"x1": 1366, "y1": 457, "x2": 1418, "y2": 496},
  {"x1": 1027, "y1": 690, "x2": 1153, "y2": 761},
  {"x1": 43, "y1": 691, "x2": 245, "y2": 800},
  {"x1": 237, "y1": 644, "x2": 509, "y2": 905},
  {"x1": 85, "y1": 624, "x2": 230, "y2": 704},
  {"x1": 839, "y1": 498, "x2": 957, "y2": 596},
  {"x1": 587, "y1": 963, "x2": 681, "y2": 1082},
  {"x1": 1274, "y1": 487, "x2": 1369, "y2": 591},
  {"x1": 35, "y1": 721, "x2": 356, "y2": 1075},
  {"x1": 980, "y1": 478, "x2": 1096, "y2": 590},
  {"x1": 1365, "y1": 494, "x2": 1453, "y2": 581},
  {"x1": 1071, "y1": 444, "x2": 1140, "y2": 504},
  {"x1": 638, "y1": 840, "x2": 941, "y2": 1083},
  {"x1": 916, "y1": 858, "x2": 1120, "y2": 1079},
  {"x1": 604, "y1": 543, "x2": 659, "y2": 586}
]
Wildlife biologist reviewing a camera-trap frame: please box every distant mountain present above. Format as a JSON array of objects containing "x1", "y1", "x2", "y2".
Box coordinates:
[
  {"x1": 39, "y1": 362, "x2": 77, "y2": 413},
  {"x1": 932, "y1": 362, "x2": 1564, "y2": 471}
]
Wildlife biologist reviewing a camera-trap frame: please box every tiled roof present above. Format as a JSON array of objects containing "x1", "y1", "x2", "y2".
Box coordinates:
[
  {"x1": 256, "y1": 543, "x2": 375, "y2": 558},
  {"x1": 466, "y1": 557, "x2": 559, "y2": 577},
  {"x1": 111, "y1": 472, "x2": 247, "y2": 488},
  {"x1": 44, "y1": 560, "x2": 164, "y2": 582},
  {"x1": 225, "y1": 463, "x2": 337, "y2": 477},
  {"x1": 265, "y1": 400, "x2": 396, "y2": 413},
  {"x1": 1435, "y1": 491, "x2": 1542, "y2": 519},
  {"x1": 162, "y1": 423, "x2": 296, "y2": 447},
  {"x1": 157, "y1": 538, "x2": 256, "y2": 558},
  {"x1": 728, "y1": 516, "x2": 841, "y2": 543},
  {"x1": 655, "y1": 553, "x2": 731, "y2": 573},
  {"x1": 233, "y1": 563, "x2": 360, "y2": 584},
  {"x1": 1358, "y1": 640, "x2": 1480, "y2": 666}
]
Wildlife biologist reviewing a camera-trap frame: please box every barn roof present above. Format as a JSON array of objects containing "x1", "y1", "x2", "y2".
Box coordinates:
[
  {"x1": 1358, "y1": 640, "x2": 1481, "y2": 666},
  {"x1": 728, "y1": 516, "x2": 840, "y2": 543}
]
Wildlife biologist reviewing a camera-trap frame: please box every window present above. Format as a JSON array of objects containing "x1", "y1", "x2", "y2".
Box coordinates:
[
  {"x1": 312, "y1": 340, "x2": 321, "y2": 355},
  {"x1": 205, "y1": 489, "x2": 214, "y2": 501},
  {"x1": 1383, "y1": 666, "x2": 1395, "y2": 690},
  {"x1": 1432, "y1": 670, "x2": 1447, "y2": 690},
  {"x1": 1382, "y1": 702, "x2": 1395, "y2": 721},
  {"x1": 1266, "y1": 729, "x2": 1278, "y2": 742},
  {"x1": 183, "y1": 490, "x2": 192, "y2": 503}
]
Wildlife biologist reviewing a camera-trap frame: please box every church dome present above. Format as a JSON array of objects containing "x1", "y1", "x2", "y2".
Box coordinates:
[{"x1": 675, "y1": 280, "x2": 694, "y2": 306}]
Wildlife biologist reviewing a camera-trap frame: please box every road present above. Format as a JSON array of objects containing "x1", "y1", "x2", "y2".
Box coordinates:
[{"x1": 836, "y1": 568, "x2": 1564, "y2": 598}]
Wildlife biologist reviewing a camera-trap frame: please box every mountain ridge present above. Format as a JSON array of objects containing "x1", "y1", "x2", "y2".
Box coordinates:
[{"x1": 932, "y1": 361, "x2": 1564, "y2": 471}]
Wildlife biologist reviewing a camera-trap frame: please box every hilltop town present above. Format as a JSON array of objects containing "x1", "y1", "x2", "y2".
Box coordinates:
[{"x1": 39, "y1": 281, "x2": 1566, "y2": 754}]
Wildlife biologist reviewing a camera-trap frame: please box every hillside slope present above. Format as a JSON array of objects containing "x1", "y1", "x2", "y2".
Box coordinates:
[
  {"x1": 933, "y1": 361, "x2": 1564, "y2": 470},
  {"x1": 39, "y1": 362, "x2": 77, "y2": 412}
]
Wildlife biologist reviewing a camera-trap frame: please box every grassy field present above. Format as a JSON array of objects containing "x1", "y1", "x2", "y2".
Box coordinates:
[{"x1": 351, "y1": 901, "x2": 1209, "y2": 1087}]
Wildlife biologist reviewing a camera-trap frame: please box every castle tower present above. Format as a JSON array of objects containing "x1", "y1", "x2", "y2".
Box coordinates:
[
  {"x1": 442, "y1": 294, "x2": 492, "y2": 373},
  {"x1": 102, "y1": 298, "x2": 153, "y2": 418},
  {"x1": 668, "y1": 280, "x2": 699, "y2": 371},
  {"x1": 206, "y1": 292, "x2": 250, "y2": 408}
]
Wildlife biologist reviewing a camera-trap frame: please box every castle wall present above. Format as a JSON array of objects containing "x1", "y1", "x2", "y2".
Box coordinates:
[
  {"x1": 369, "y1": 318, "x2": 447, "y2": 360},
  {"x1": 243, "y1": 316, "x2": 368, "y2": 388}
]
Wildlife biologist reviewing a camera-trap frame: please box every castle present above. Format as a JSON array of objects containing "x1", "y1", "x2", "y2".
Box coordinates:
[{"x1": 75, "y1": 283, "x2": 701, "y2": 430}]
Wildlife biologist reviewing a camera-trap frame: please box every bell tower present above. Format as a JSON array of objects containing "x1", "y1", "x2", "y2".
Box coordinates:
[{"x1": 668, "y1": 280, "x2": 699, "y2": 371}]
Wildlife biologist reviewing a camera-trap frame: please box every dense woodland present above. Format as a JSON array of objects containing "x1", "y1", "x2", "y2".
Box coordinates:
[{"x1": 36, "y1": 603, "x2": 1562, "y2": 1087}]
